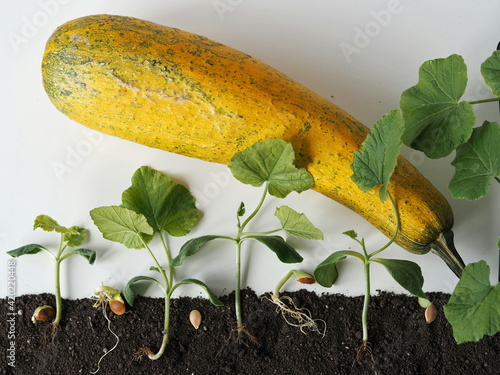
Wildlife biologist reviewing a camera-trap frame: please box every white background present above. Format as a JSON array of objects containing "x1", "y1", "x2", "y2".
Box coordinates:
[{"x1": 1, "y1": 0, "x2": 499, "y2": 301}]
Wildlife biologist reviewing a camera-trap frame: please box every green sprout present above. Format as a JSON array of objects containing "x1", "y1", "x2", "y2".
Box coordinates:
[
  {"x1": 7, "y1": 215, "x2": 96, "y2": 335},
  {"x1": 266, "y1": 269, "x2": 326, "y2": 336},
  {"x1": 90, "y1": 285, "x2": 126, "y2": 374},
  {"x1": 173, "y1": 139, "x2": 323, "y2": 341},
  {"x1": 90, "y1": 166, "x2": 222, "y2": 360},
  {"x1": 397, "y1": 52, "x2": 500, "y2": 343},
  {"x1": 314, "y1": 111, "x2": 432, "y2": 361}
]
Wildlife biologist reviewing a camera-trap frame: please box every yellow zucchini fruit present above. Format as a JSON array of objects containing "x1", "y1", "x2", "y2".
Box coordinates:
[{"x1": 41, "y1": 15, "x2": 465, "y2": 277}]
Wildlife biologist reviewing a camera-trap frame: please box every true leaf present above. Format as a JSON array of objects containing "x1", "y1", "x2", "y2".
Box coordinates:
[
  {"x1": 400, "y1": 54, "x2": 476, "y2": 158},
  {"x1": 237, "y1": 202, "x2": 246, "y2": 217},
  {"x1": 449, "y1": 121, "x2": 500, "y2": 200},
  {"x1": 90, "y1": 206, "x2": 154, "y2": 249},
  {"x1": 122, "y1": 166, "x2": 200, "y2": 236},
  {"x1": 172, "y1": 235, "x2": 223, "y2": 266},
  {"x1": 342, "y1": 230, "x2": 358, "y2": 240},
  {"x1": 63, "y1": 226, "x2": 88, "y2": 247},
  {"x1": 314, "y1": 250, "x2": 363, "y2": 287},
  {"x1": 371, "y1": 258, "x2": 427, "y2": 299},
  {"x1": 175, "y1": 279, "x2": 224, "y2": 306},
  {"x1": 274, "y1": 206, "x2": 323, "y2": 240},
  {"x1": 33, "y1": 214, "x2": 78, "y2": 234},
  {"x1": 150, "y1": 266, "x2": 163, "y2": 274},
  {"x1": 443, "y1": 260, "x2": 500, "y2": 344},
  {"x1": 246, "y1": 235, "x2": 303, "y2": 263},
  {"x1": 228, "y1": 139, "x2": 313, "y2": 198},
  {"x1": 122, "y1": 275, "x2": 165, "y2": 306},
  {"x1": 351, "y1": 109, "x2": 404, "y2": 201},
  {"x1": 481, "y1": 50, "x2": 500, "y2": 96},
  {"x1": 7, "y1": 244, "x2": 47, "y2": 258},
  {"x1": 73, "y1": 248, "x2": 96, "y2": 264}
]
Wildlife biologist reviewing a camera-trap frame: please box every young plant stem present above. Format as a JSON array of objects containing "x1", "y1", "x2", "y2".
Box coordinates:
[
  {"x1": 361, "y1": 259, "x2": 371, "y2": 343},
  {"x1": 235, "y1": 240, "x2": 243, "y2": 329},
  {"x1": 53, "y1": 234, "x2": 67, "y2": 328},
  {"x1": 360, "y1": 193, "x2": 399, "y2": 345},
  {"x1": 149, "y1": 294, "x2": 171, "y2": 360},
  {"x1": 469, "y1": 97, "x2": 500, "y2": 105},
  {"x1": 142, "y1": 235, "x2": 173, "y2": 360},
  {"x1": 233, "y1": 185, "x2": 269, "y2": 331},
  {"x1": 274, "y1": 270, "x2": 294, "y2": 297},
  {"x1": 240, "y1": 184, "x2": 268, "y2": 230}
]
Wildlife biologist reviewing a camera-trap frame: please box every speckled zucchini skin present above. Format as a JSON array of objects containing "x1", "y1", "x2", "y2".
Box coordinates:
[{"x1": 41, "y1": 14, "x2": 458, "y2": 261}]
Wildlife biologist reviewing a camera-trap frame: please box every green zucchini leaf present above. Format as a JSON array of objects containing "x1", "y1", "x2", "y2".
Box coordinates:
[
  {"x1": 122, "y1": 166, "x2": 200, "y2": 236},
  {"x1": 123, "y1": 275, "x2": 165, "y2": 306},
  {"x1": 314, "y1": 250, "x2": 363, "y2": 287},
  {"x1": 371, "y1": 258, "x2": 427, "y2": 300},
  {"x1": 400, "y1": 54, "x2": 476, "y2": 158},
  {"x1": 351, "y1": 109, "x2": 404, "y2": 201},
  {"x1": 274, "y1": 206, "x2": 323, "y2": 240},
  {"x1": 73, "y1": 248, "x2": 96, "y2": 264},
  {"x1": 481, "y1": 50, "x2": 500, "y2": 96},
  {"x1": 33, "y1": 214, "x2": 79, "y2": 234},
  {"x1": 63, "y1": 226, "x2": 88, "y2": 247},
  {"x1": 444, "y1": 261, "x2": 500, "y2": 344},
  {"x1": 342, "y1": 230, "x2": 358, "y2": 240},
  {"x1": 449, "y1": 121, "x2": 500, "y2": 200},
  {"x1": 7, "y1": 244, "x2": 47, "y2": 258},
  {"x1": 90, "y1": 206, "x2": 154, "y2": 249},
  {"x1": 172, "y1": 235, "x2": 223, "y2": 266},
  {"x1": 246, "y1": 235, "x2": 303, "y2": 263},
  {"x1": 175, "y1": 279, "x2": 224, "y2": 306},
  {"x1": 228, "y1": 139, "x2": 313, "y2": 198}
]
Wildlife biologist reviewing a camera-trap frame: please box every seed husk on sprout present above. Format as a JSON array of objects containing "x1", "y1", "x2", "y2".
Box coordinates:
[{"x1": 32, "y1": 305, "x2": 55, "y2": 323}]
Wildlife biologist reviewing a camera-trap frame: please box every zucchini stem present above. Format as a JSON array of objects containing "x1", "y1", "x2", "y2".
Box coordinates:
[
  {"x1": 53, "y1": 234, "x2": 67, "y2": 328},
  {"x1": 359, "y1": 192, "x2": 400, "y2": 345}
]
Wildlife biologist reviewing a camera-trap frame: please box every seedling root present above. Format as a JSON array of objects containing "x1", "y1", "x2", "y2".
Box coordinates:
[
  {"x1": 133, "y1": 347, "x2": 155, "y2": 362},
  {"x1": 266, "y1": 294, "x2": 326, "y2": 337},
  {"x1": 90, "y1": 300, "x2": 120, "y2": 374},
  {"x1": 235, "y1": 324, "x2": 260, "y2": 347},
  {"x1": 354, "y1": 341, "x2": 375, "y2": 367},
  {"x1": 217, "y1": 322, "x2": 260, "y2": 357},
  {"x1": 50, "y1": 322, "x2": 61, "y2": 343}
]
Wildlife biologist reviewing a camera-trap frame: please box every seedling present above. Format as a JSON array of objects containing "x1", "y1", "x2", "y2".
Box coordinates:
[
  {"x1": 173, "y1": 139, "x2": 323, "y2": 340},
  {"x1": 92, "y1": 285, "x2": 126, "y2": 315},
  {"x1": 90, "y1": 286, "x2": 125, "y2": 374},
  {"x1": 90, "y1": 166, "x2": 222, "y2": 360},
  {"x1": 314, "y1": 111, "x2": 432, "y2": 361},
  {"x1": 7, "y1": 215, "x2": 96, "y2": 335},
  {"x1": 266, "y1": 269, "x2": 326, "y2": 336},
  {"x1": 397, "y1": 52, "x2": 500, "y2": 343}
]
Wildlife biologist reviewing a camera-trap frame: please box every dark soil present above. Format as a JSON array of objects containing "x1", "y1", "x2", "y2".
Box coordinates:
[{"x1": 2, "y1": 289, "x2": 499, "y2": 375}]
